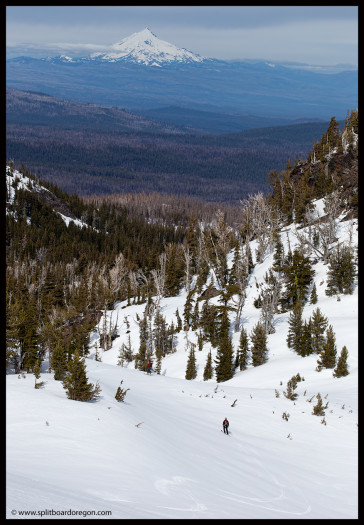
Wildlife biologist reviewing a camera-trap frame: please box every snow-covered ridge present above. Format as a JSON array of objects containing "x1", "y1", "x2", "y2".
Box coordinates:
[
  {"x1": 6, "y1": 166, "x2": 89, "y2": 229},
  {"x1": 90, "y1": 27, "x2": 205, "y2": 66}
]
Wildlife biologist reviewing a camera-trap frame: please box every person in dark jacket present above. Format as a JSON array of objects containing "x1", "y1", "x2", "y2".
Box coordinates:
[{"x1": 222, "y1": 418, "x2": 229, "y2": 434}]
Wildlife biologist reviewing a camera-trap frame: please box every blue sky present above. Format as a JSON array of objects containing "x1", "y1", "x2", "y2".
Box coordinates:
[{"x1": 6, "y1": 6, "x2": 358, "y2": 66}]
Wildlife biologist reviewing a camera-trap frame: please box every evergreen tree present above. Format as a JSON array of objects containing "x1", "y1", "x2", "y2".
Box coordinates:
[
  {"x1": 310, "y1": 283, "x2": 318, "y2": 304},
  {"x1": 18, "y1": 298, "x2": 40, "y2": 372},
  {"x1": 175, "y1": 308, "x2": 182, "y2": 332},
  {"x1": 135, "y1": 340, "x2": 147, "y2": 371},
  {"x1": 191, "y1": 300, "x2": 200, "y2": 331},
  {"x1": 155, "y1": 350, "x2": 162, "y2": 375},
  {"x1": 325, "y1": 245, "x2": 357, "y2": 296},
  {"x1": 236, "y1": 326, "x2": 249, "y2": 370},
  {"x1": 183, "y1": 291, "x2": 194, "y2": 330},
  {"x1": 272, "y1": 233, "x2": 285, "y2": 272},
  {"x1": 316, "y1": 325, "x2": 337, "y2": 371},
  {"x1": 203, "y1": 350, "x2": 213, "y2": 381},
  {"x1": 164, "y1": 243, "x2": 184, "y2": 297},
  {"x1": 52, "y1": 340, "x2": 68, "y2": 380},
  {"x1": 283, "y1": 375, "x2": 299, "y2": 401},
  {"x1": 286, "y1": 301, "x2": 303, "y2": 355},
  {"x1": 62, "y1": 349, "x2": 101, "y2": 401},
  {"x1": 153, "y1": 309, "x2": 168, "y2": 357},
  {"x1": 325, "y1": 116, "x2": 340, "y2": 152},
  {"x1": 312, "y1": 393, "x2": 328, "y2": 416},
  {"x1": 200, "y1": 300, "x2": 218, "y2": 346},
  {"x1": 115, "y1": 380, "x2": 129, "y2": 402},
  {"x1": 33, "y1": 359, "x2": 44, "y2": 389},
  {"x1": 281, "y1": 248, "x2": 314, "y2": 309},
  {"x1": 333, "y1": 346, "x2": 349, "y2": 378},
  {"x1": 310, "y1": 308, "x2": 328, "y2": 354},
  {"x1": 214, "y1": 308, "x2": 234, "y2": 382},
  {"x1": 185, "y1": 211, "x2": 199, "y2": 273},
  {"x1": 301, "y1": 318, "x2": 313, "y2": 357},
  {"x1": 250, "y1": 322, "x2": 268, "y2": 367},
  {"x1": 195, "y1": 258, "x2": 209, "y2": 294},
  {"x1": 185, "y1": 344, "x2": 197, "y2": 380},
  {"x1": 135, "y1": 310, "x2": 150, "y2": 370}
]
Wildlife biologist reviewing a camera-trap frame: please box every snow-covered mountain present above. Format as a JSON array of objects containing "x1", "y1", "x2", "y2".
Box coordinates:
[{"x1": 90, "y1": 27, "x2": 205, "y2": 66}]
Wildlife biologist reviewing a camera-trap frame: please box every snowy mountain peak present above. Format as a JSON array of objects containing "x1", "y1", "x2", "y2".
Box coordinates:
[{"x1": 91, "y1": 27, "x2": 205, "y2": 66}]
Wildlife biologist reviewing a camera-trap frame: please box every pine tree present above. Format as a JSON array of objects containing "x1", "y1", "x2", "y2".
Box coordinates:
[
  {"x1": 301, "y1": 318, "x2": 313, "y2": 357},
  {"x1": 203, "y1": 350, "x2": 213, "y2": 381},
  {"x1": 214, "y1": 308, "x2": 234, "y2": 382},
  {"x1": 310, "y1": 283, "x2": 318, "y2": 304},
  {"x1": 183, "y1": 291, "x2": 194, "y2": 330},
  {"x1": 135, "y1": 340, "x2": 147, "y2": 371},
  {"x1": 191, "y1": 300, "x2": 200, "y2": 331},
  {"x1": 18, "y1": 298, "x2": 40, "y2": 372},
  {"x1": 185, "y1": 344, "x2": 197, "y2": 380},
  {"x1": 316, "y1": 325, "x2": 337, "y2": 371},
  {"x1": 185, "y1": 211, "x2": 199, "y2": 273},
  {"x1": 115, "y1": 380, "x2": 129, "y2": 402},
  {"x1": 153, "y1": 309, "x2": 168, "y2": 357},
  {"x1": 286, "y1": 301, "x2": 303, "y2": 354},
  {"x1": 281, "y1": 249, "x2": 314, "y2": 309},
  {"x1": 175, "y1": 308, "x2": 182, "y2": 332},
  {"x1": 283, "y1": 375, "x2": 299, "y2": 401},
  {"x1": 33, "y1": 359, "x2": 44, "y2": 389},
  {"x1": 155, "y1": 351, "x2": 162, "y2": 375},
  {"x1": 250, "y1": 322, "x2": 268, "y2": 367},
  {"x1": 333, "y1": 346, "x2": 349, "y2": 378},
  {"x1": 310, "y1": 308, "x2": 329, "y2": 354},
  {"x1": 312, "y1": 393, "x2": 328, "y2": 416},
  {"x1": 236, "y1": 326, "x2": 249, "y2": 370},
  {"x1": 272, "y1": 233, "x2": 285, "y2": 272},
  {"x1": 164, "y1": 243, "x2": 184, "y2": 297},
  {"x1": 62, "y1": 349, "x2": 101, "y2": 401},
  {"x1": 52, "y1": 340, "x2": 68, "y2": 380},
  {"x1": 200, "y1": 300, "x2": 218, "y2": 346},
  {"x1": 326, "y1": 245, "x2": 357, "y2": 296}
]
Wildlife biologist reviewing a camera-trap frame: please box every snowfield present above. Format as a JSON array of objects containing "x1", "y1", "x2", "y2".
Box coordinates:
[{"x1": 6, "y1": 202, "x2": 358, "y2": 519}]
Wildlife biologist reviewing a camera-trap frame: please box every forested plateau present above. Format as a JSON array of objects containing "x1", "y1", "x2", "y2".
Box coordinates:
[{"x1": 6, "y1": 89, "x2": 337, "y2": 203}]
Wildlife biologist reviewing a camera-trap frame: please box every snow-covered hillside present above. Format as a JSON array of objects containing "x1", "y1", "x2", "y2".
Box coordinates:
[
  {"x1": 6, "y1": 195, "x2": 358, "y2": 519},
  {"x1": 6, "y1": 166, "x2": 89, "y2": 229}
]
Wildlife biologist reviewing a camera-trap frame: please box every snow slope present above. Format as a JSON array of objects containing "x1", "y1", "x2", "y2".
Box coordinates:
[{"x1": 6, "y1": 200, "x2": 358, "y2": 519}]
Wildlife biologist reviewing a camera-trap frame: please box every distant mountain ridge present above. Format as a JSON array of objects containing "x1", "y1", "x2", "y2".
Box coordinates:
[{"x1": 6, "y1": 28, "x2": 357, "y2": 122}]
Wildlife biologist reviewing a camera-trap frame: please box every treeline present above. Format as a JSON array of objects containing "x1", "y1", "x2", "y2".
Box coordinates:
[{"x1": 84, "y1": 191, "x2": 241, "y2": 229}]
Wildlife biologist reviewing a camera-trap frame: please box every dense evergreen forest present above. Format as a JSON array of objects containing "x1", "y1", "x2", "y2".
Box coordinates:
[
  {"x1": 6, "y1": 90, "x2": 336, "y2": 203},
  {"x1": 6, "y1": 111, "x2": 358, "y2": 381}
]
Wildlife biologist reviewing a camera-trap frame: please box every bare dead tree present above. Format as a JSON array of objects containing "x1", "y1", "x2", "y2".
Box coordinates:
[
  {"x1": 182, "y1": 244, "x2": 193, "y2": 293},
  {"x1": 294, "y1": 191, "x2": 342, "y2": 264},
  {"x1": 150, "y1": 252, "x2": 167, "y2": 309},
  {"x1": 109, "y1": 252, "x2": 128, "y2": 296}
]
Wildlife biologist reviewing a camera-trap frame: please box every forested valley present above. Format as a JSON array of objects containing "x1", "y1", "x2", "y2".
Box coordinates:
[
  {"x1": 6, "y1": 89, "x2": 336, "y2": 203},
  {"x1": 6, "y1": 111, "x2": 358, "y2": 377}
]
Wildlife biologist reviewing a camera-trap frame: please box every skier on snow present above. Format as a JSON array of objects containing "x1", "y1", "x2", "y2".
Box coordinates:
[
  {"x1": 146, "y1": 361, "x2": 153, "y2": 375},
  {"x1": 222, "y1": 418, "x2": 229, "y2": 434}
]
